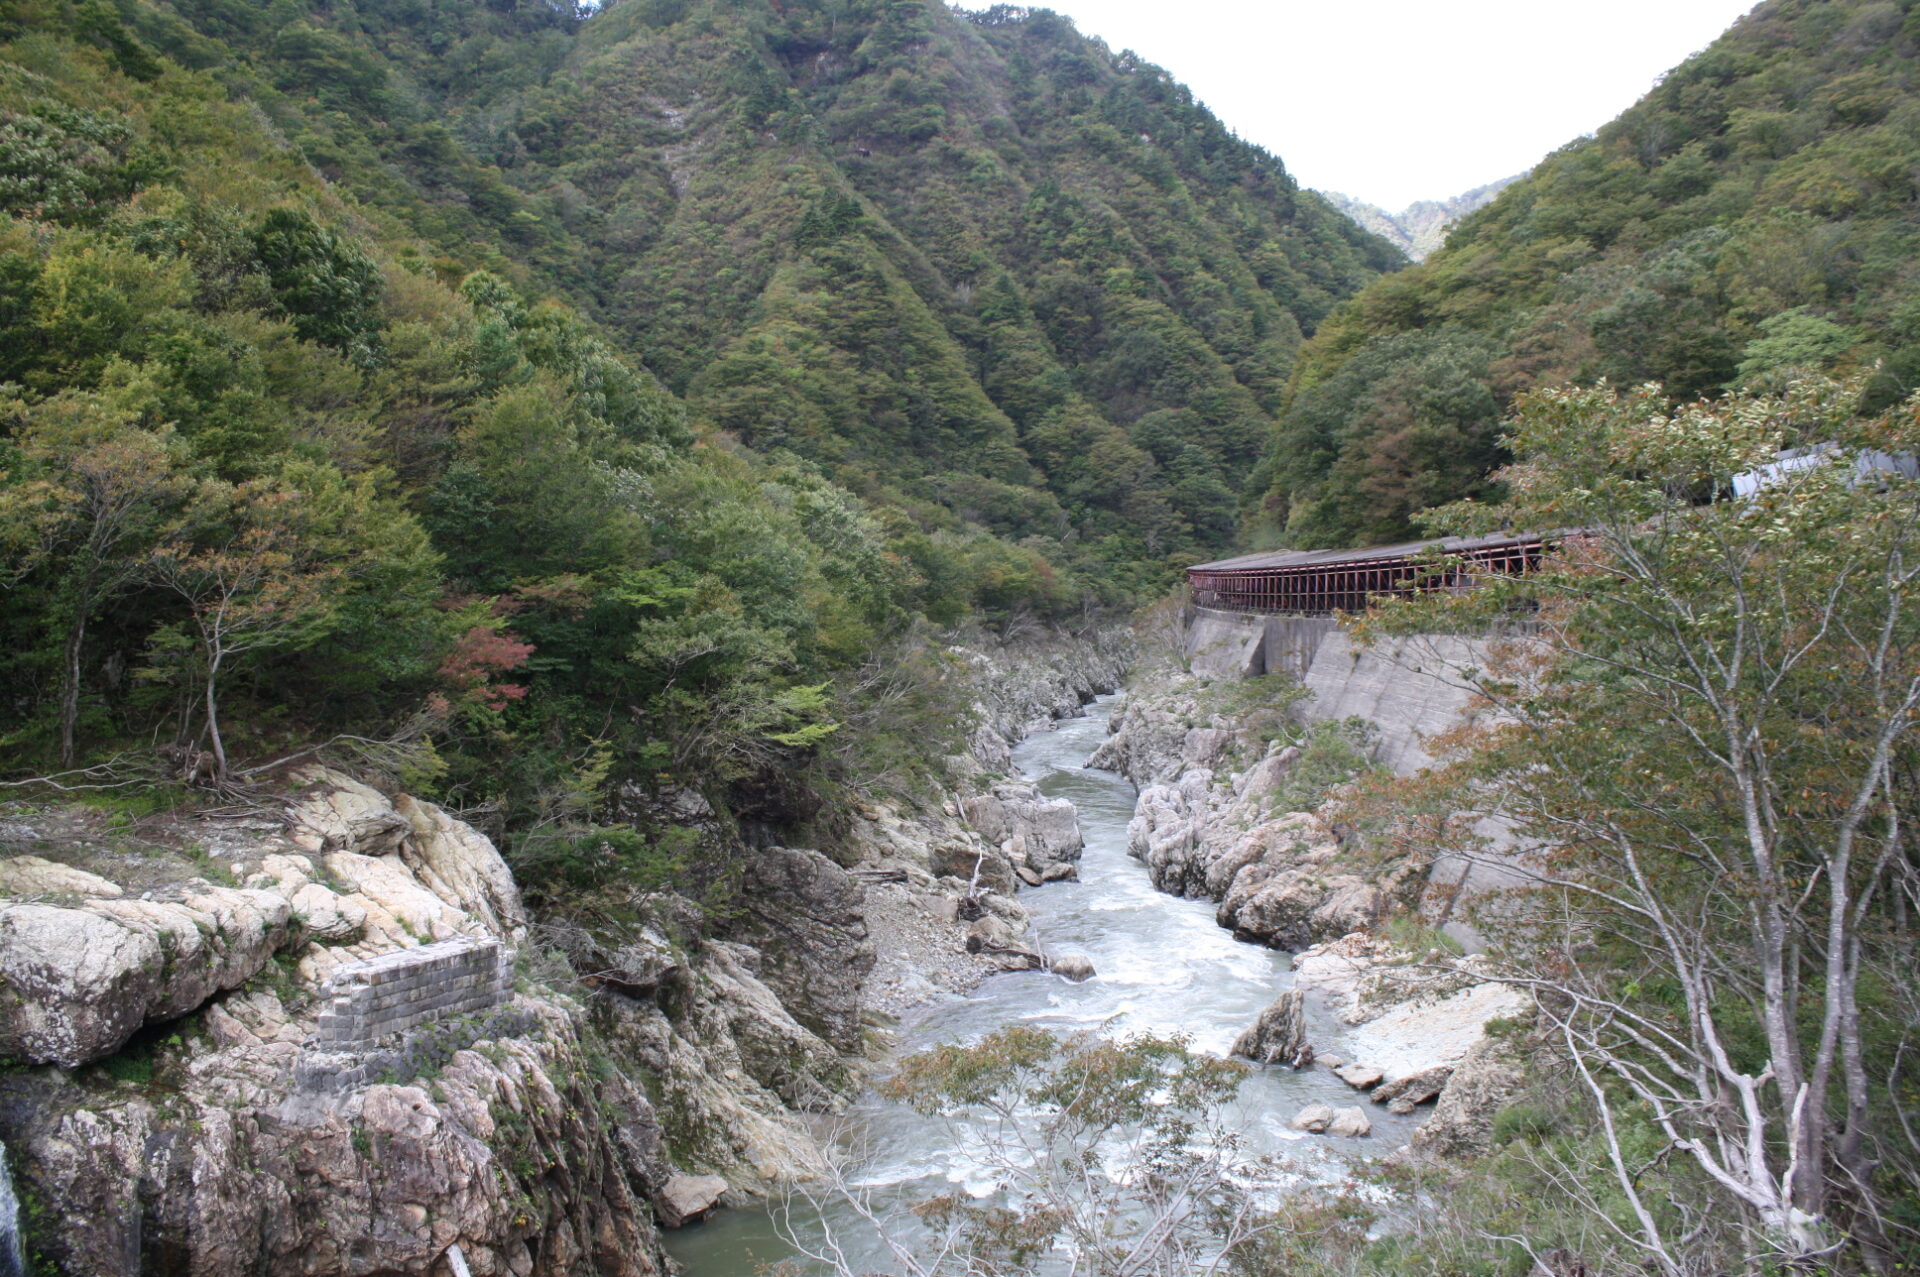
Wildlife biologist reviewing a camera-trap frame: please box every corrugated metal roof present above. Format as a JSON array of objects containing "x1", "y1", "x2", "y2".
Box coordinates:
[{"x1": 1188, "y1": 531, "x2": 1548, "y2": 573}]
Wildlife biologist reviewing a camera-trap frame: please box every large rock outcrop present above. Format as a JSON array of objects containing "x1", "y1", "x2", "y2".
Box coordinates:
[
  {"x1": 1403, "y1": 1036, "x2": 1528, "y2": 1159},
  {"x1": 0, "y1": 776, "x2": 678, "y2": 1277},
  {"x1": 940, "y1": 631, "x2": 1128, "y2": 890},
  {"x1": 1214, "y1": 813, "x2": 1425, "y2": 950},
  {"x1": 288, "y1": 768, "x2": 528, "y2": 941},
  {"x1": 816, "y1": 629, "x2": 1132, "y2": 1015},
  {"x1": 1123, "y1": 753, "x2": 1421, "y2": 952},
  {"x1": 738, "y1": 846, "x2": 875, "y2": 1053},
  {"x1": 1230, "y1": 988, "x2": 1310, "y2": 1066},
  {"x1": 1086, "y1": 683, "x2": 1240, "y2": 785},
  {"x1": 961, "y1": 785, "x2": 1084, "y2": 884},
  {"x1": 1096, "y1": 673, "x2": 1430, "y2": 953},
  {"x1": 6, "y1": 996, "x2": 669, "y2": 1277},
  {"x1": 1108, "y1": 655, "x2": 1539, "y2": 1164},
  {"x1": 961, "y1": 628, "x2": 1132, "y2": 754},
  {"x1": 0, "y1": 626, "x2": 1140, "y2": 1273},
  {"x1": 0, "y1": 881, "x2": 294, "y2": 1068},
  {"x1": 592, "y1": 935, "x2": 848, "y2": 1183},
  {"x1": 1263, "y1": 933, "x2": 1535, "y2": 1155}
]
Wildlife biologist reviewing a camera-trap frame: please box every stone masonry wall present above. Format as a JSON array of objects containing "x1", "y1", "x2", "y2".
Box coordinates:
[{"x1": 316, "y1": 937, "x2": 510, "y2": 1047}]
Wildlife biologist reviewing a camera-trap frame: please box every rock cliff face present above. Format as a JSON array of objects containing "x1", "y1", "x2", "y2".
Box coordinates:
[
  {"x1": 1320, "y1": 177, "x2": 1520, "y2": 263},
  {"x1": 0, "y1": 769, "x2": 675, "y2": 1277},
  {"x1": 963, "y1": 630, "x2": 1135, "y2": 752},
  {"x1": 0, "y1": 769, "x2": 896, "y2": 1275},
  {"x1": 959, "y1": 786, "x2": 1083, "y2": 886}
]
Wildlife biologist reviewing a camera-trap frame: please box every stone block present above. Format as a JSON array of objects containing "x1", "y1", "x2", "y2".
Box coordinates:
[{"x1": 313, "y1": 936, "x2": 510, "y2": 1047}]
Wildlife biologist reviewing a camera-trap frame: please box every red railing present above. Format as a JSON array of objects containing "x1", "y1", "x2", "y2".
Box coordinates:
[{"x1": 1188, "y1": 538, "x2": 1549, "y2": 616}]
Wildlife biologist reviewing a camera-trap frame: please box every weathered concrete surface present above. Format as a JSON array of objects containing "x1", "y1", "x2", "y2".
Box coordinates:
[
  {"x1": 1186, "y1": 609, "x2": 1270, "y2": 679},
  {"x1": 1185, "y1": 610, "x2": 1338, "y2": 682},
  {"x1": 1299, "y1": 630, "x2": 1493, "y2": 776},
  {"x1": 1182, "y1": 610, "x2": 1500, "y2": 779}
]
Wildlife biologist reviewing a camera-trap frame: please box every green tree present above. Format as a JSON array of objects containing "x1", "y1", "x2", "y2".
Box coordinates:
[
  {"x1": 1735, "y1": 307, "x2": 1862, "y2": 388},
  {"x1": 251, "y1": 207, "x2": 384, "y2": 363},
  {"x1": 0, "y1": 389, "x2": 189, "y2": 763},
  {"x1": 1371, "y1": 376, "x2": 1920, "y2": 1270},
  {"x1": 1270, "y1": 327, "x2": 1504, "y2": 547},
  {"x1": 148, "y1": 478, "x2": 349, "y2": 780}
]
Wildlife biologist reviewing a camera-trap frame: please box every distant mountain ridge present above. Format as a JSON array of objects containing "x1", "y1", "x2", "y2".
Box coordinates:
[{"x1": 1321, "y1": 177, "x2": 1521, "y2": 262}]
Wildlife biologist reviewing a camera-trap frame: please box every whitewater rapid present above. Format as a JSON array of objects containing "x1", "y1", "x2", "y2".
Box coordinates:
[{"x1": 667, "y1": 697, "x2": 1415, "y2": 1273}]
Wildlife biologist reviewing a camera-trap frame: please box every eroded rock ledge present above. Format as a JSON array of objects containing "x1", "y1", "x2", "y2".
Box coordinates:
[
  {"x1": 0, "y1": 769, "x2": 680, "y2": 1277},
  {"x1": 0, "y1": 767, "x2": 895, "y2": 1276}
]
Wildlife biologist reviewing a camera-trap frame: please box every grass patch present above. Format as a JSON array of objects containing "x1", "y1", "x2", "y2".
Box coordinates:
[
  {"x1": 184, "y1": 844, "x2": 238, "y2": 887},
  {"x1": 1381, "y1": 915, "x2": 1466, "y2": 957}
]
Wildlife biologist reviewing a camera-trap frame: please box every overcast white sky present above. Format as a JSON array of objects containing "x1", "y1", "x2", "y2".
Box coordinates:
[{"x1": 1028, "y1": 0, "x2": 1759, "y2": 210}]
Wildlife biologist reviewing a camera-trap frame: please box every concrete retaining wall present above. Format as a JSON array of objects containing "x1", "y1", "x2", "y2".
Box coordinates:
[
  {"x1": 316, "y1": 937, "x2": 510, "y2": 1047},
  {"x1": 1182, "y1": 607, "x2": 1529, "y2": 941},
  {"x1": 1298, "y1": 630, "x2": 1488, "y2": 775},
  {"x1": 1183, "y1": 607, "x2": 1491, "y2": 777},
  {"x1": 1185, "y1": 609, "x2": 1339, "y2": 681}
]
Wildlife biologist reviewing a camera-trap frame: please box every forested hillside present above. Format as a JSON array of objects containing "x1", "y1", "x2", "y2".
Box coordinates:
[
  {"x1": 0, "y1": 0, "x2": 1395, "y2": 860},
  {"x1": 1261, "y1": 0, "x2": 1920, "y2": 548},
  {"x1": 113, "y1": 0, "x2": 1397, "y2": 580}
]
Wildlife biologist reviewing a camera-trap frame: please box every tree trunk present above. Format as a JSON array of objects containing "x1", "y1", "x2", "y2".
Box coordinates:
[
  {"x1": 56, "y1": 559, "x2": 103, "y2": 768},
  {"x1": 203, "y1": 651, "x2": 227, "y2": 781},
  {"x1": 58, "y1": 612, "x2": 86, "y2": 767}
]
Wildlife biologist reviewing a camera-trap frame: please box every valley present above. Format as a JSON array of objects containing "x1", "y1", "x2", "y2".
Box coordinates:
[{"x1": 1, "y1": 0, "x2": 1917, "y2": 1274}]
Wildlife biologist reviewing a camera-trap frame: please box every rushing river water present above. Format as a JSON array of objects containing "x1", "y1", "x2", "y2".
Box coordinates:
[
  {"x1": 0, "y1": 1140, "x2": 24, "y2": 1277},
  {"x1": 667, "y1": 697, "x2": 1415, "y2": 1273}
]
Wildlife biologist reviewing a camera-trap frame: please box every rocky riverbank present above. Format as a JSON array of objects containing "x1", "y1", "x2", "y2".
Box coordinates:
[
  {"x1": 1090, "y1": 672, "x2": 1427, "y2": 951},
  {"x1": 0, "y1": 625, "x2": 1133, "y2": 1274},
  {"x1": 1093, "y1": 654, "x2": 1531, "y2": 1158},
  {"x1": 833, "y1": 626, "x2": 1132, "y2": 1010}
]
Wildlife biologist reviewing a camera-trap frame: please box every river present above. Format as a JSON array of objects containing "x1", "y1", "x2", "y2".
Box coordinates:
[
  {"x1": 0, "y1": 1139, "x2": 23, "y2": 1277},
  {"x1": 665, "y1": 697, "x2": 1415, "y2": 1273}
]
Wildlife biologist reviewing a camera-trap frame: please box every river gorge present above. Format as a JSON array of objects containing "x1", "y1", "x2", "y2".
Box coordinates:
[
  {"x1": 666, "y1": 697, "x2": 1426, "y2": 1274},
  {"x1": 0, "y1": 636, "x2": 1530, "y2": 1276}
]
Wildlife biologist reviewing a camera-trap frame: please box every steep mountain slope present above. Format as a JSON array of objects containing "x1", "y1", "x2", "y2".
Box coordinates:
[
  {"x1": 0, "y1": 0, "x2": 1405, "y2": 807},
  {"x1": 1260, "y1": 0, "x2": 1920, "y2": 549},
  {"x1": 0, "y1": 5, "x2": 1166, "y2": 1266},
  {"x1": 1322, "y1": 176, "x2": 1519, "y2": 262},
  {"x1": 128, "y1": 0, "x2": 1398, "y2": 573},
  {"x1": 0, "y1": 0, "x2": 1086, "y2": 836}
]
